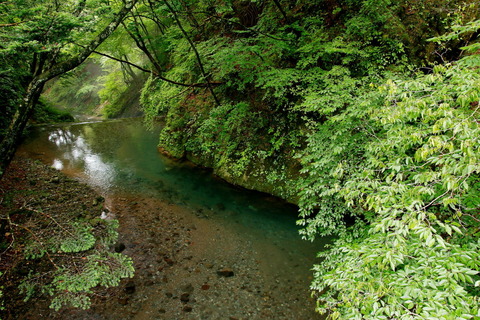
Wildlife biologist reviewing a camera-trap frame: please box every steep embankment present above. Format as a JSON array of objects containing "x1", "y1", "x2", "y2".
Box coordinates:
[{"x1": 139, "y1": 0, "x2": 479, "y2": 204}]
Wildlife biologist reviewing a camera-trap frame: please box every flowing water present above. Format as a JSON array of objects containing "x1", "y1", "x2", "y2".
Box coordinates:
[{"x1": 18, "y1": 118, "x2": 327, "y2": 319}]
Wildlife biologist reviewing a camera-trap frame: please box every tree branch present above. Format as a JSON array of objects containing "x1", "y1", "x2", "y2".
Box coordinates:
[
  {"x1": 40, "y1": 0, "x2": 138, "y2": 82},
  {"x1": 91, "y1": 49, "x2": 223, "y2": 88},
  {"x1": 0, "y1": 21, "x2": 26, "y2": 27},
  {"x1": 163, "y1": 0, "x2": 220, "y2": 105},
  {"x1": 272, "y1": 0, "x2": 289, "y2": 22},
  {"x1": 92, "y1": 49, "x2": 153, "y2": 74}
]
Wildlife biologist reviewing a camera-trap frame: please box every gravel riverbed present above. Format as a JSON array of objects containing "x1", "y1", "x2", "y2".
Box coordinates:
[{"x1": 1, "y1": 155, "x2": 323, "y2": 320}]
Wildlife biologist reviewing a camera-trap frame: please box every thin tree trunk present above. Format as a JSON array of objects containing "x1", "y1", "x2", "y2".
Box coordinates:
[
  {"x1": 0, "y1": 79, "x2": 45, "y2": 176},
  {"x1": 122, "y1": 20, "x2": 163, "y2": 74},
  {"x1": 0, "y1": 0, "x2": 137, "y2": 178},
  {"x1": 163, "y1": 0, "x2": 220, "y2": 105}
]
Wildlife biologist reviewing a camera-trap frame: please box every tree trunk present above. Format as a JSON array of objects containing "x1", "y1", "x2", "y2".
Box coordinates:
[
  {"x1": 0, "y1": 78, "x2": 45, "y2": 176},
  {"x1": 0, "y1": 0, "x2": 137, "y2": 179}
]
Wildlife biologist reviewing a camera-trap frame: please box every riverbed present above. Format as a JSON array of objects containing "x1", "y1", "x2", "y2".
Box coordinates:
[{"x1": 16, "y1": 118, "x2": 326, "y2": 319}]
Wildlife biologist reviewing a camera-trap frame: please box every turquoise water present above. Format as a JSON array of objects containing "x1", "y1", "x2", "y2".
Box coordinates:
[
  {"x1": 21, "y1": 118, "x2": 314, "y2": 243},
  {"x1": 19, "y1": 118, "x2": 326, "y2": 318}
]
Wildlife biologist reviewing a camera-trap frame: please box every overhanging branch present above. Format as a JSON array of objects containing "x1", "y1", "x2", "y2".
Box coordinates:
[{"x1": 92, "y1": 49, "x2": 223, "y2": 88}]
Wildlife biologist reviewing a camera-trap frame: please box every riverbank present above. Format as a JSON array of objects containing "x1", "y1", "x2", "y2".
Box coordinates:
[{"x1": 1, "y1": 153, "x2": 323, "y2": 319}]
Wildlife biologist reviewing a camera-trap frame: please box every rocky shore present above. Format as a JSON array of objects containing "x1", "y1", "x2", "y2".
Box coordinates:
[{"x1": 0, "y1": 155, "x2": 323, "y2": 320}]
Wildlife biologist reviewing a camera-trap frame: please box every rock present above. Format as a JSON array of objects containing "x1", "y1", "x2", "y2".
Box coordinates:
[
  {"x1": 217, "y1": 268, "x2": 235, "y2": 277},
  {"x1": 180, "y1": 293, "x2": 190, "y2": 303},
  {"x1": 125, "y1": 281, "x2": 136, "y2": 294},
  {"x1": 114, "y1": 242, "x2": 126, "y2": 253}
]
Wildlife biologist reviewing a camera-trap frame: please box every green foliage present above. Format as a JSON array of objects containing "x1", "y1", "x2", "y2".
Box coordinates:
[
  {"x1": 59, "y1": 222, "x2": 96, "y2": 253},
  {"x1": 315, "y1": 233, "x2": 480, "y2": 319},
  {"x1": 306, "y1": 47, "x2": 480, "y2": 318},
  {"x1": 19, "y1": 250, "x2": 134, "y2": 311},
  {"x1": 48, "y1": 252, "x2": 134, "y2": 311},
  {"x1": 31, "y1": 98, "x2": 74, "y2": 124},
  {"x1": 42, "y1": 60, "x2": 105, "y2": 116},
  {"x1": 18, "y1": 215, "x2": 134, "y2": 311},
  {"x1": 98, "y1": 69, "x2": 128, "y2": 118},
  {"x1": 141, "y1": 75, "x2": 186, "y2": 127}
]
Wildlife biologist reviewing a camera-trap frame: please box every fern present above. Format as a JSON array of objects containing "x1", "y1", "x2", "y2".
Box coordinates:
[{"x1": 59, "y1": 222, "x2": 96, "y2": 253}]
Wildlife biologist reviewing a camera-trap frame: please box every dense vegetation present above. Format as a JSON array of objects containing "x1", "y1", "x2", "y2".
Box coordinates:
[
  {"x1": 1, "y1": 0, "x2": 480, "y2": 318},
  {"x1": 132, "y1": 1, "x2": 480, "y2": 318},
  {"x1": 0, "y1": 0, "x2": 137, "y2": 313}
]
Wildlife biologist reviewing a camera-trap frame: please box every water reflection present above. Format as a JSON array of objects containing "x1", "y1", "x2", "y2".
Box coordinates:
[
  {"x1": 48, "y1": 128, "x2": 74, "y2": 146},
  {"x1": 52, "y1": 159, "x2": 63, "y2": 170},
  {"x1": 18, "y1": 118, "x2": 325, "y2": 319},
  {"x1": 23, "y1": 119, "x2": 310, "y2": 239},
  {"x1": 47, "y1": 128, "x2": 116, "y2": 191}
]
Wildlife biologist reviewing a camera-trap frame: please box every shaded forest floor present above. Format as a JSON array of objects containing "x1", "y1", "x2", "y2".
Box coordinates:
[{"x1": 0, "y1": 154, "x2": 322, "y2": 320}]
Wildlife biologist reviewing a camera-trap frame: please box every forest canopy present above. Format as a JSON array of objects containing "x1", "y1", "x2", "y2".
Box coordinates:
[{"x1": 1, "y1": 0, "x2": 480, "y2": 318}]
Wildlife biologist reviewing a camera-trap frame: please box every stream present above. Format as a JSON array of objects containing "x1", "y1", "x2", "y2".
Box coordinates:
[{"x1": 18, "y1": 118, "x2": 326, "y2": 320}]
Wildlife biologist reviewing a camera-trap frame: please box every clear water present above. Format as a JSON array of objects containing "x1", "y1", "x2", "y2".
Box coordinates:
[
  {"x1": 19, "y1": 118, "x2": 326, "y2": 318},
  {"x1": 22, "y1": 118, "x2": 315, "y2": 242}
]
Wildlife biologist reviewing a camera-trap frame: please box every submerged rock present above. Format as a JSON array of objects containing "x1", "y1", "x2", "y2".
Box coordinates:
[
  {"x1": 217, "y1": 268, "x2": 235, "y2": 277},
  {"x1": 180, "y1": 293, "x2": 190, "y2": 303},
  {"x1": 182, "y1": 283, "x2": 194, "y2": 293}
]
